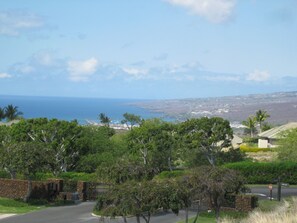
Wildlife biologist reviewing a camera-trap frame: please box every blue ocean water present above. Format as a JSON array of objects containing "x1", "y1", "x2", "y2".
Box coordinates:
[{"x1": 0, "y1": 95, "x2": 164, "y2": 124}]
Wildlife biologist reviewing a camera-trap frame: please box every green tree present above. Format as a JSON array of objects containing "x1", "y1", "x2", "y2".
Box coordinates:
[
  {"x1": 255, "y1": 110, "x2": 270, "y2": 133},
  {"x1": 190, "y1": 166, "x2": 245, "y2": 223},
  {"x1": 242, "y1": 116, "x2": 257, "y2": 137},
  {"x1": 277, "y1": 128, "x2": 297, "y2": 161},
  {"x1": 9, "y1": 118, "x2": 83, "y2": 175},
  {"x1": 98, "y1": 113, "x2": 111, "y2": 127},
  {"x1": 0, "y1": 107, "x2": 6, "y2": 121},
  {"x1": 4, "y1": 104, "x2": 23, "y2": 121},
  {"x1": 127, "y1": 119, "x2": 178, "y2": 171},
  {"x1": 121, "y1": 112, "x2": 142, "y2": 129},
  {"x1": 95, "y1": 180, "x2": 177, "y2": 223},
  {"x1": 179, "y1": 117, "x2": 233, "y2": 166},
  {"x1": 13, "y1": 142, "x2": 52, "y2": 202}
]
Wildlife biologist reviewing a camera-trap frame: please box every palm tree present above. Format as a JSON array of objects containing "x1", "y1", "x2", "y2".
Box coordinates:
[
  {"x1": 0, "y1": 107, "x2": 6, "y2": 121},
  {"x1": 242, "y1": 116, "x2": 257, "y2": 137},
  {"x1": 4, "y1": 104, "x2": 23, "y2": 121},
  {"x1": 98, "y1": 113, "x2": 111, "y2": 126},
  {"x1": 255, "y1": 110, "x2": 270, "y2": 133}
]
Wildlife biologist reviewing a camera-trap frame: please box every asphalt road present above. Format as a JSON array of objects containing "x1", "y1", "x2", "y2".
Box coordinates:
[
  {"x1": 0, "y1": 202, "x2": 195, "y2": 223},
  {"x1": 2, "y1": 186, "x2": 296, "y2": 223},
  {"x1": 251, "y1": 186, "x2": 297, "y2": 200}
]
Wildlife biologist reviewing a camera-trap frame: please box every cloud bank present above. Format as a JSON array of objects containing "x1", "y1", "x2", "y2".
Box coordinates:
[
  {"x1": 246, "y1": 70, "x2": 271, "y2": 82},
  {"x1": 165, "y1": 0, "x2": 236, "y2": 23},
  {"x1": 67, "y1": 58, "x2": 99, "y2": 82},
  {"x1": 0, "y1": 10, "x2": 44, "y2": 36}
]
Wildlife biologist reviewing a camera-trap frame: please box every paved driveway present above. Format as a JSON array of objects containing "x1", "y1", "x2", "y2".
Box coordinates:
[{"x1": 0, "y1": 201, "x2": 195, "y2": 223}]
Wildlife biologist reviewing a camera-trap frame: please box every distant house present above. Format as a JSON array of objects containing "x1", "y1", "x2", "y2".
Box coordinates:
[
  {"x1": 258, "y1": 122, "x2": 297, "y2": 148},
  {"x1": 232, "y1": 135, "x2": 243, "y2": 149}
]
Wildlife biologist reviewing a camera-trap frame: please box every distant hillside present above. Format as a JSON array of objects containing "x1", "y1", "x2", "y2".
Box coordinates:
[{"x1": 133, "y1": 91, "x2": 297, "y2": 125}]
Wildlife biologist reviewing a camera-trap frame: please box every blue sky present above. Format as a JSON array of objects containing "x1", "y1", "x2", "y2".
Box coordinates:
[{"x1": 0, "y1": 0, "x2": 296, "y2": 99}]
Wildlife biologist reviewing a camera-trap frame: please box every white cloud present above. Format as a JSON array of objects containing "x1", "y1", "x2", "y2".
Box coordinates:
[
  {"x1": 67, "y1": 58, "x2": 99, "y2": 82},
  {"x1": 246, "y1": 70, "x2": 271, "y2": 82},
  {"x1": 165, "y1": 0, "x2": 236, "y2": 23},
  {"x1": 0, "y1": 11, "x2": 44, "y2": 36},
  {"x1": 0, "y1": 73, "x2": 12, "y2": 78},
  {"x1": 203, "y1": 74, "x2": 240, "y2": 81},
  {"x1": 122, "y1": 67, "x2": 148, "y2": 79}
]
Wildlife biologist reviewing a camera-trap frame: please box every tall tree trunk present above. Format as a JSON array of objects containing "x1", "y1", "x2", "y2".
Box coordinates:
[
  {"x1": 193, "y1": 203, "x2": 200, "y2": 223},
  {"x1": 185, "y1": 207, "x2": 189, "y2": 223},
  {"x1": 136, "y1": 215, "x2": 141, "y2": 223},
  {"x1": 24, "y1": 176, "x2": 32, "y2": 202},
  {"x1": 215, "y1": 207, "x2": 220, "y2": 223},
  {"x1": 168, "y1": 156, "x2": 172, "y2": 171},
  {"x1": 122, "y1": 216, "x2": 127, "y2": 223}
]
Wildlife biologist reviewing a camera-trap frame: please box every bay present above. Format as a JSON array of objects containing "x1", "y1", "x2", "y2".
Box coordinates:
[{"x1": 0, "y1": 95, "x2": 164, "y2": 124}]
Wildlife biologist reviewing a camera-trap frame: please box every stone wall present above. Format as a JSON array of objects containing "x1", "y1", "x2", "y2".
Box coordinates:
[
  {"x1": 235, "y1": 195, "x2": 258, "y2": 212},
  {"x1": 0, "y1": 178, "x2": 63, "y2": 200}
]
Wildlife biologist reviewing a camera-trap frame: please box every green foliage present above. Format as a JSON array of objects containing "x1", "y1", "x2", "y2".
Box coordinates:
[
  {"x1": 4, "y1": 104, "x2": 23, "y2": 121},
  {"x1": 154, "y1": 170, "x2": 186, "y2": 180},
  {"x1": 216, "y1": 148, "x2": 247, "y2": 164},
  {"x1": 242, "y1": 116, "x2": 257, "y2": 137},
  {"x1": 239, "y1": 144, "x2": 272, "y2": 152},
  {"x1": 121, "y1": 112, "x2": 142, "y2": 129},
  {"x1": 58, "y1": 172, "x2": 97, "y2": 182},
  {"x1": 179, "y1": 117, "x2": 233, "y2": 166},
  {"x1": 242, "y1": 137, "x2": 258, "y2": 144},
  {"x1": 224, "y1": 161, "x2": 297, "y2": 184},
  {"x1": 127, "y1": 118, "x2": 178, "y2": 171},
  {"x1": 276, "y1": 128, "x2": 297, "y2": 162},
  {"x1": 0, "y1": 197, "x2": 45, "y2": 214}
]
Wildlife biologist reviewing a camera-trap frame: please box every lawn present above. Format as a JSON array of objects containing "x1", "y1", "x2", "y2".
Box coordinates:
[
  {"x1": 0, "y1": 197, "x2": 45, "y2": 214},
  {"x1": 176, "y1": 210, "x2": 247, "y2": 223}
]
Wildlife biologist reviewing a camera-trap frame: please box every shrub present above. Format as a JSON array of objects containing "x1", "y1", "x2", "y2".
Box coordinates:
[
  {"x1": 154, "y1": 170, "x2": 185, "y2": 180},
  {"x1": 0, "y1": 170, "x2": 10, "y2": 179},
  {"x1": 58, "y1": 172, "x2": 97, "y2": 182},
  {"x1": 224, "y1": 161, "x2": 297, "y2": 184},
  {"x1": 240, "y1": 144, "x2": 272, "y2": 153}
]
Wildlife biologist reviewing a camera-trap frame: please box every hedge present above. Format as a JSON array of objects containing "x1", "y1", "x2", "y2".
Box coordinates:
[
  {"x1": 239, "y1": 144, "x2": 272, "y2": 153},
  {"x1": 154, "y1": 170, "x2": 186, "y2": 180},
  {"x1": 224, "y1": 161, "x2": 297, "y2": 184}
]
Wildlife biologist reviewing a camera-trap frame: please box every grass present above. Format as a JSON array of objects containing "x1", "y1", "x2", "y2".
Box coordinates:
[
  {"x1": 0, "y1": 197, "x2": 76, "y2": 214},
  {"x1": 176, "y1": 210, "x2": 248, "y2": 223},
  {"x1": 223, "y1": 197, "x2": 297, "y2": 223},
  {"x1": 0, "y1": 197, "x2": 45, "y2": 214}
]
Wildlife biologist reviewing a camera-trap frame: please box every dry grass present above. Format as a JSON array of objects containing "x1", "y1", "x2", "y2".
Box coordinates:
[
  {"x1": 246, "y1": 151, "x2": 278, "y2": 162},
  {"x1": 222, "y1": 197, "x2": 297, "y2": 223}
]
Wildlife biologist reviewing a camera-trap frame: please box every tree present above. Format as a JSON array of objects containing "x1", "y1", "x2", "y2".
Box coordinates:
[
  {"x1": 0, "y1": 107, "x2": 6, "y2": 121},
  {"x1": 276, "y1": 128, "x2": 297, "y2": 161},
  {"x1": 242, "y1": 116, "x2": 257, "y2": 137},
  {"x1": 179, "y1": 117, "x2": 233, "y2": 166},
  {"x1": 9, "y1": 118, "x2": 83, "y2": 175},
  {"x1": 190, "y1": 166, "x2": 245, "y2": 223},
  {"x1": 13, "y1": 142, "x2": 52, "y2": 202},
  {"x1": 95, "y1": 180, "x2": 177, "y2": 223},
  {"x1": 121, "y1": 113, "x2": 142, "y2": 130},
  {"x1": 98, "y1": 113, "x2": 111, "y2": 127},
  {"x1": 4, "y1": 104, "x2": 23, "y2": 121},
  {"x1": 127, "y1": 119, "x2": 178, "y2": 171},
  {"x1": 255, "y1": 110, "x2": 270, "y2": 133}
]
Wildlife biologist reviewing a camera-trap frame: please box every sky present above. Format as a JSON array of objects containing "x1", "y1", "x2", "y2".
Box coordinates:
[{"x1": 0, "y1": 0, "x2": 297, "y2": 99}]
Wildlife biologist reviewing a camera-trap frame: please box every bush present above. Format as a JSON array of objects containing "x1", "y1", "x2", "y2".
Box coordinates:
[
  {"x1": 154, "y1": 170, "x2": 185, "y2": 180},
  {"x1": 224, "y1": 161, "x2": 297, "y2": 184},
  {"x1": 240, "y1": 144, "x2": 272, "y2": 153},
  {"x1": 243, "y1": 137, "x2": 259, "y2": 144},
  {"x1": 58, "y1": 172, "x2": 97, "y2": 182},
  {"x1": 0, "y1": 170, "x2": 10, "y2": 179}
]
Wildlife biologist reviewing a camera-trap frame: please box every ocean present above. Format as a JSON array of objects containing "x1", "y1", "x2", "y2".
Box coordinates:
[{"x1": 0, "y1": 95, "x2": 165, "y2": 124}]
